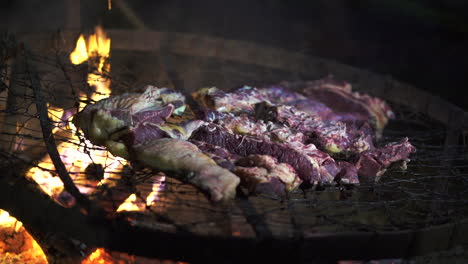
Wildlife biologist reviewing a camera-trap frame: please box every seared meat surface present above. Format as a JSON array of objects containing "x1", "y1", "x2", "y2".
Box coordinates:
[
  {"x1": 135, "y1": 138, "x2": 240, "y2": 202},
  {"x1": 190, "y1": 123, "x2": 337, "y2": 185},
  {"x1": 235, "y1": 155, "x2": 301, "y2": 196},
  {"x1": 73, "y1": 78, "x2": 415, "y2": 202},
  {"x1": 73, "y1": 86, "x2": 239, "y2": 202}
]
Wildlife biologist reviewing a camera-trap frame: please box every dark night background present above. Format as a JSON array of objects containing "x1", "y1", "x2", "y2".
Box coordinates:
[{"x1": 2, "y1": 0, "x2": 468, "y2": 110}]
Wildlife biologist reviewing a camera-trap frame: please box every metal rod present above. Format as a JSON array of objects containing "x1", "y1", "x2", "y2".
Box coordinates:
[{"x1": 24, "y1": 48, "x2": 91, "y2": 211}]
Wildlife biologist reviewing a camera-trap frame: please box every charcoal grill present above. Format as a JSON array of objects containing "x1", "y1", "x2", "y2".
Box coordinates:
[{"x1": 1, "y1": 30, "x2": 468, "y2": 263}]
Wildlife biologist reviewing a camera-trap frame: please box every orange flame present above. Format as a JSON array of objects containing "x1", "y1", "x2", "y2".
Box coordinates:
[
  {"x1": 82, "y1": 247, "x2": 190, "y2": 264},
  {"x1": 69, "y1": 35, "x2": 88, "y2": 65},
  {"x1": 116, "y1": 194, "x2": 145, "y2": 212},
  {"x1": 70, "y1": 25, "x2": 112, "y2": 101},
  {"x1": 28, "y1": 25, "x2": 122, "y2": 201},
  {"x1": 70, "y1": 26, "x2": 111, "y2": 72},
  {"x1": 20, "y1": 25, "x2": 166, "y2": 264},
  {"x1": 116, "y1": 176, "x2": 166, "y2": 213},
  {"x1": 81, "y1": 248, "x2": 115, "y2": 264}
]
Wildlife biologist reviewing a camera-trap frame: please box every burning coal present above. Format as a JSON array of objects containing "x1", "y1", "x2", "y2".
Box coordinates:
[{"x1": 0, "y1": 209, "x2": 47, "y2": 264}]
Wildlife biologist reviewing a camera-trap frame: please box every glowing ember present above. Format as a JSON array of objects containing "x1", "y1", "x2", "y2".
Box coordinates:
[
  {"x1": 82, "y1": 248, "x2": 190, "y2": 264},
  {"x1": 0, "y1": 209, "x2": 48, "y2": 264},
  {"x1": 27, "y1": 138, "x2": 126, "y2": 200},
  {"x1": 116, "y1": 194, "x2": 145, "y2": 212},
  {"x1": 81, "y1": 248, "x2": 114, "y2": 264},
  {"x1": 116, "y1": 175, "x2": 166, "y2": 212},
  {"x1": 0, "y1": 210, "x2": 21, "y2": 231}
]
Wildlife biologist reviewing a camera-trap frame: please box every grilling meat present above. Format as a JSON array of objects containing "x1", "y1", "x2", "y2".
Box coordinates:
[
  {"x1": 134, "y1": 138, "x2": 240, "y2": 202},
  {"x1": 282, "y1": 77, "x2": 394, "y2": 137},
  {"x1": 72, "y1": 86, "x2": 186, "y2": 157},
  {"x1": 235, "y1": 155, "x2": 301, "y2": 196},
  {"x1": 74, "y1": 79, "x2": 415, "y2": 202},
  {"x1": 356, "y1": 137, "x2": 416, "y2": 182},
  {"x1": 190, "y1": 123, "x2": 337, "y2": 185},
  {"x1": 254, "y1": 102, "x2": 374, "y2": 155},
  {"x1": 73, "y1": 86, "x2": 239, "y2": 202}
]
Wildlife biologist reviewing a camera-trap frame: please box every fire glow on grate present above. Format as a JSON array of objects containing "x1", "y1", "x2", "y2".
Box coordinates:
[
  {"x1": 27, "y1": 26, "x2": 126, "y2": 207},
  {"x1": 1, "y1": 25, "x2": 165, "y2": 263}
]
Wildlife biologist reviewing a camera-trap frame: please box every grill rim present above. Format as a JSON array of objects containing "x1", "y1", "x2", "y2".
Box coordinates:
[{"x1": 5, "y1": 30, "x2": 468, "y2": 261}]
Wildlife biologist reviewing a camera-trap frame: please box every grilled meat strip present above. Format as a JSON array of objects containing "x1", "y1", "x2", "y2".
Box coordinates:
[
  {"x1": 193, "y1": 85, "x2": 376, "y2": 156},
  {"x1": 283, "y1": 77, "x2": 394, "y2": 137},
  {"x1": 73, "y1": 86, "x2": 240, "y2": 202},
  {"x1": 191, "y1": 81, "x2": 415, "y2": 186},
  {"x1": 134, "y1": 138, "x2": 240, "y2": 202},
  {"x1": 190, "y1": 123, "x2": 338, "y2": 185},
  {"x1": 356, "y1": 137, "x2": 416, "y2": 182}
]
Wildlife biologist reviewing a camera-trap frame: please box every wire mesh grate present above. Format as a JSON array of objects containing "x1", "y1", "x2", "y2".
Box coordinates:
[{"x1": 1, "y1": 39, "x2": 468, "y2": 241}]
